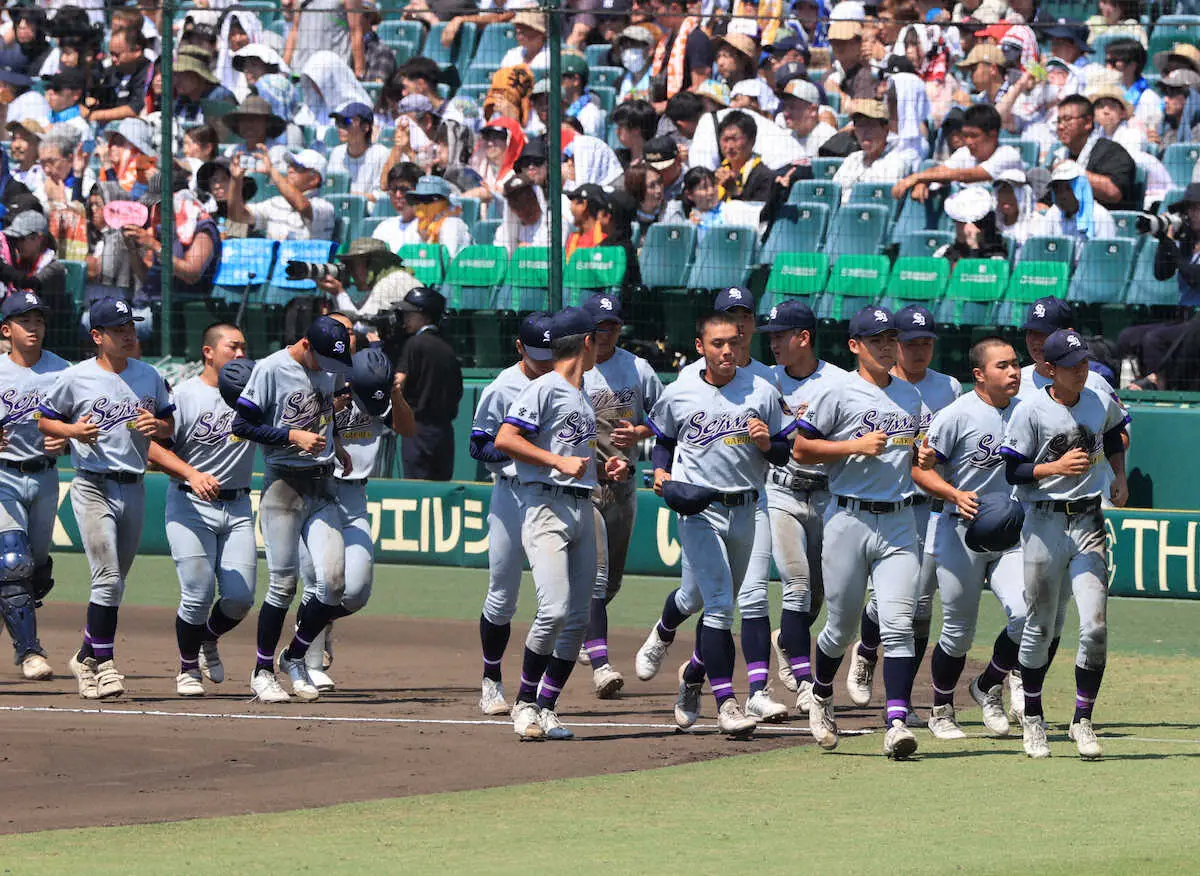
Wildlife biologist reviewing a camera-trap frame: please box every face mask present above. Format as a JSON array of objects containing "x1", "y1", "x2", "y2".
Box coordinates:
[{"x1": 621, "y1": 48, "x2": 647, "y2": 74}]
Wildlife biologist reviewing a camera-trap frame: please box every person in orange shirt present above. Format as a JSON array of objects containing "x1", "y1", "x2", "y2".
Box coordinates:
[{"x1": 565, "y1": 184, "x2": 608, "y2": 262}]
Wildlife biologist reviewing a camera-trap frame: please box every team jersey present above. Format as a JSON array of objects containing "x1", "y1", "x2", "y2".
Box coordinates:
[
  {"x1": 926, "y1": 389, "x2": 1020, "y2": 497},
  {"x1": 648, "y1": 367, "x2": 795, "y2": 493},
  {"x1": 797, "y1": 371, "x2": 928, "y2": 503},
  {"x1": 902, "y1": 367, "x2": 962, "y2": 498},
  {"x1": 39, "y1": 357, "x2": 174, "y2": 475},
  {"x1": 0, "y1": 349, "x2": 70, "y2": 463},
  {"x1": 1019, "y1": 363, "x2": 1122, "y2": 406},
  {"x1": 1000, "y1": 384, "x2": 1129, "y2": 503},
  {"x1": 584, "y1": 347, "x2": 663, "y2": 465},
  {"x1": 472, "y1": 364, "x2": 532, "y2": 480},
  {"x1": 171, "y1": 376, "x2": 257, "y2": 490},
  {"x1": 767, "y1": 359, "x2": 847, "y2": 488},
  {"x1": 681, "y1": 354, "x2": 782, "y2": 391},
  {"x1": 238, "y1": 348, "x2": 336, "y2": 470},
  {"x1": 335, "y1": 393, "x2": 389, "y2": 481},
  {"x1": 504, "y1": 370, "x2": 599, "y2": 489}
]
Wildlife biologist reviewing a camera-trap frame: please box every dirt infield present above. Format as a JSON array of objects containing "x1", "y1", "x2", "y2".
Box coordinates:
[{"x1": 0, "y1": 604, "x2": 947, "y2": 834}]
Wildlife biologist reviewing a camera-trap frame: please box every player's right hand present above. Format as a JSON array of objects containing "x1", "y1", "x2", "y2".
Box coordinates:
[
  {"x1": 653, "y1": 468, "x2": 670, "y2": 496},
  {"x1": 73, "y1": 414, "x2": 100, "y2": 445},
  {"x1": 854, "y1": 431, "x2": 888, "y2": 457},
  {"x1": 554, "y1": 455, "x2": 589, "y2": 479},
  {"x1": 290, "y1": 430, "x2": 327, "y2": 454},
  {"x1": 1054, "y1": 447, "x2": 1091, "y2": 476},
  {"x1": 954, "y1": 490, "x2": 980, "y2": 520},
  {"x1": 43, "y1": 434, "x2": 67, "y2": 456},
  {"x1": 189, "y1": 472, "x2": 222, "y2": 502}
]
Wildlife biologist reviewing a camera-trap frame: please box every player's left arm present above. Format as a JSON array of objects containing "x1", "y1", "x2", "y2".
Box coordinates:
[
  {"x1": 134, "y1": 374, "x2": 175, "y2": 439},
  {"x1": 147, "y1": 443, "x2": 221, "y2": 500},
  {"x1": 390, "y1": 373, "x2": 416, "y2": 437},
  {"x1": 1103, "y1": 401, "x2": 1131, "y2": 507}
]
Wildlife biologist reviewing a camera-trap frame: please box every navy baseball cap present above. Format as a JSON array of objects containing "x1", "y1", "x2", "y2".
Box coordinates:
[
  {"x1": 847, "y1": 305, "x2": 896, "y2": 338},
  {"x1": 569, "y1": 183, "x2": 609, "y2": 212},
  {"x1": 582, "y1": 293, "x2": 622, "y2": 324},
  {"x1": 305, "y1": 315, "x2": 353, "y2": 373},
  {"x1": 89, "y1": 296, "x2": 144, "y2": 328},
  {"x1": 965, "y1": 493, "x2": 1025, "y2": 553},
  {"x1": 518, "y1": 311, "x2": 554, "y2": 361},
  {"x1": 549, "y1": 306, "x2": 596, "y2": 341},
  {"x1": 714, "y1": 286, "x2": 754, "y2": 312},
  {"x1": 1021, "y1": 296, "x2": 1074, "y2": 333},
  {"x1": 758, "y1": 300, "x2": 816, "y2": 333},
  {"x1": 1, "y1": 290, "x2": 50, "y2": 320},
  {"x1": 350, "y1": 348, "x2": 394, "y2": 417},
  {"x1": 895, "y1": 304, "x2": 937, "y2": 341},
  {"x1": 218, "y1": 358, "x2": 255, "y2": 409},
  {"x1": 1043, "y1": 328, "x2": 1090, "y2": 367},
  {"x1": 332, "y1": 101, "x2": 373, "y2": 123}
]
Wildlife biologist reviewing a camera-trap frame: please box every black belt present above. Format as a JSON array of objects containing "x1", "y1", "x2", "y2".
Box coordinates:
[
  {"x1": 836, "y1": 495, "x2": 913, "y2": 514},
  {"x1": 713, "y1": 489, "x2": 758, "y2": 507},
  {"x1": 930, "y1": 499, "x2": 945, "y2": 512},
  {"x1": 531, "y1": 483, "x2": 594, "y2": 500},
  {"x1": 1035, "y1": 496, "x2": 1102, "y2": 515},
  {"x1": 278, "y1": 464, "x2": 334, "y2": 479},
  {"x1": 911, "y1": 495, "x2": 929, "y2": 507},
  {"x1": 769, "y1": 470, "x2": 828, "y2": 492},
  {"x1": 338, "y1": 477, "x2": 368, "y2": 487},
  {"x1": 80, "y1": 470, "x2": 143, "y2": 484},
  {"x1": 177, "y1": 483, "x2": 250, "y2": 501},
  {"x1": 1, "y1": 457, "x2": 56, "y2": 474}
]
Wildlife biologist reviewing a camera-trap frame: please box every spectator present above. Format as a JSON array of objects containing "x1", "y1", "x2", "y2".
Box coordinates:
[
  {"x1": 729, "y1": 79, "x2": 780, "y2": 117},
  {"x1": 360, "y1": 5, "x2": 398, "y2": 85},
  {"x1": 5, "y1": 120, "x2": 44, "y2": 202},
  {"x1": 1089, "y1": 81, "x2": 1149, "y2": 154},
  {"x1": 100, "y1": 117, "x2": 157, "y2": 197},
  {"x1": 793, "y1": 0, "x2": 826, "y2": 49},
  {"x1": 612, "y1": 99, "x2": 658, "y2": 168},
  {"x1": 833, "y1": 99, "x2": 915, "y2": 198},
  {"x1": 1087, "y1": 0, "x2": 1146, "y2": 48},
  {"x1": 248, "y1": 73, "x2": 305, "y2": 152},
  {"x1": 958, "y1": 43, "x2": 1009, "y2": 105},
  {"x1": 328, "y1": 102, "x2": 389, "y2": 201},
  {"x1": 616, "y1": 25, "x2": 657, "y2": 104},
  {"x1": 661, "y1": 166, "x2": 734, "y2": 240},
  {"x1": 230, "y1": 44, "x2": 285, "y2": 103},
  {"x1": 777, "y1": 79, "x2": 835, "y2": 158},
  {"x1": 512, "y1": 139, "x2": 548, "y2": 190},
  {"x1": 0, "y1": 47, "x2": 49, "y2": 132},
  {"x1": 195, "y1": 157, "x2": 257, "y2": 239},
  {"x1": 887, "y1": 69, "x2": 932, "y2": 159},
  {"x1": 826, "y1": 5, "x2": 878, "y2": 101},
  {"x1": 39, "y1": 126, "x2": 89, "y2": 261},
  {"x1": 560, "y1": 52, "x2": 606, "y2": 140},
  {"x1": 992, "y1": 169, "x2": 1037, "y2": 246},
  {"x1": 83, "y1": 182, "x2": 137, "y2": 304},
  {"x1": 227, "y1": 148, "x2": 335, "y2": 241},
  {"x1": 395, "y1": 287, "x2": 463, "y2": 481},
  {"x1": 317, "y1": 236, "x2": 411, "y2": 324},
  {"x1": 597, "y1": 190, "x2": 643, "y2": 291},
  {"x1": 372, "y1": 162, "x2": 422, "y2": 251},
  {"x1": 714, "y1": 110, "x2": 774, "y2": 202},
  {"x1": 214, "y1": 11, "x2": 262, "y2": 94},
  {"x1": 622, "y1": 164, "x2": 666, "y2": 232},
  {"x1": 406, "y1": 175, "x2": 472, "y2": 257},
  {"x1": 662, "y1": 90, "x2": 704, "y2": 148},
  {"x1": 700, "y1": 79, "x2": 739, "y2": 115},
  {"x1": 284, "y1": 0, "x2": 365, "y2": 81},
  {"x1": 431, "y1": 120, "x2": 489, "y2": 203},
  {"x1": 1154, "y1": 69, "x2": 1200, "y2": 148},
  {"x1": 223, "y1": 95, "x2": 290, "y2": 169},
  {"x1": 182, "y1": 124, "x2": 220, "y2": 171},
  {"x1": 935, "y1": 185, "x2": 1008, "y2": 266},
  {"x1": 1105, "y1": 39, "x2": 1161, "y2": 137},
  {"x1": 1030, "y1": 161, "x2": 1116, "y2": 261},
  {"x1": 42, "y1": 67, "x2": 90, "y2": 143},
  {"x1": 501, "y1": 11, "x2": 549, "y2": 72},
  {"x1": 381, "y1": 94, "x2": 438, "y2": 175},
  {"x1": 172, "y1": 48, "x2": 234, "y2": 127},
  {"x1": 0, "y1": 210, "x2": 61, "y2": 304},
  {"x1": 471, "y1": 117, "x2": 526, "y2": 201},
  {"x1": 484, "y1": 63, "x2": 538, "y2": 129},
  {"x1": 1044, "y1": 22, "x2": 1090, "y2": 79},
  {"x1": 495, "y1": 174, "x2": 557, "y2": 254},
  {"x1": 644, "y1": 135, "x2": 687, "y2": 202},
  {"x1": 649, "y1": 0, "x2": 713, "y2": 100},
  {"x1": 86, "y1": 25, "x2": 151, "y2": 126},
  {"x1": 563, "y1": 134, "x2": 624, "y2": 190},
  {"x1": 297, "y1": 49, "x2": 372, "y2": 130},
  {"x1": 893, "y1": 104, "x2": 1022, "y2": 201},
  {"x1": 713, "y1": 32, "x2": 759, "y2": 91},
  {"x1": 566, "y1": 183, "x2": 608, "y2": 260},
  {"x1": 10, "y1": 9, "x2": 54, "y2": 79},
  {"x1": 1053, "y1": 94, "x2": 1136, "y2": 209}
]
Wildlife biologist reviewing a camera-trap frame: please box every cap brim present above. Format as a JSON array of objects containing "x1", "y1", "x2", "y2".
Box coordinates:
[
  {"x1": 898, "y1": 328, "x2": 938, "y2": 341},
  {"x1": 96, "y1": 315, "x2": 145, "y2": 327},
  {"x1": 1050, "y1": 349, "x2": 1089, "y2": 368},
  {"x1": 395, "y1": 300, "x2": 420, "y2": 312},
  {"x1": 314, "y1": 351, "x2": 353, "y2": 374},
  {"x1": 524, "y1": 346, "x2": 553, "y2": 361},
  {"x1": 646, "y1": 158, "x2": 676, "y2": 171},
  {"x1": 850, "y1": 326, "x2": 897, "y2": 338},
  {"x1": 3, "y1": 303, "x2": 50, "y2": 319}
]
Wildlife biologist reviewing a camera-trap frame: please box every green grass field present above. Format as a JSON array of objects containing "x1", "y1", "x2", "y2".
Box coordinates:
[{"x1": 3, "y1": 555, "x2": 1199, "y2": 874}]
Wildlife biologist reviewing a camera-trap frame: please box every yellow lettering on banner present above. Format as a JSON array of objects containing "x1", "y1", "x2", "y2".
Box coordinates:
[
  {"x1": 1158, "y1": 520, "x2": 1197, "y2": 594},
  {"x1": 1122, "y1": 518, "x2": 1158, "y2": 592},
  {"x1": 367, "y1": 501, "x2": 382, "y2": 543},
  {"x1": 463, "y1": 499, "x2": 489, "y2": 555},
  {"x1": 656, "y1": 508, "x2": 681, "y2": 567},
  {"x1": 249, "y1": 490, "x2": 265, "y2": 552},
  {"x1": 419, "y1": 497, "x2": 430, "y2": 552},
  {"x1": 433, "y1": 497, "x2": 461, "y2": 552},
  {"x1": 52, "y1": 480, "x2": 72, "y2": 547},
  {"x1": 380, "y1": 498, "x2": 419, "y2": 551}
]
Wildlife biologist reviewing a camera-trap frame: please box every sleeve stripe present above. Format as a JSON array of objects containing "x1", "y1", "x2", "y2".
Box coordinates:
[
  {"x1": 156, "y1": 404, "x2": 176, "y2": 418},
  {"x1": 997, "y1": 447, "x2": 1029, "y2": 462},
  {"x1": 772, "y1": 419, "x2": 799, "y2": 440},
  {"x1": 646, "y1": 417, "x2": 669, "y2": 440},
  {"x1": 933, "y1": 449, "x2": 949, "y2": 464},
  {"x1": 795, "y1": 418, "x2": 823, "y2": 439},
  {"x1": 502, "y1": 416, "x2": 540, "y2": 434},
  {"x1": 37, "y1": 404, "x2": 65, "y2": 421},
  {"x1": 470, "y1": 428, "x2": 495, "y2": 439}
]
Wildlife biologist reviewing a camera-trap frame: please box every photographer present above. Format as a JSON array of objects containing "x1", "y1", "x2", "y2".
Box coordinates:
[
  {"x1": 314, "y1": 237, "x2": 421, "y2": 344},
  {"x1": 227, "y1": 147, "x2": 334, "y2": 242},
  {"x1": 1119, "y1": 184, "x2": 1200, "y2": 390}
]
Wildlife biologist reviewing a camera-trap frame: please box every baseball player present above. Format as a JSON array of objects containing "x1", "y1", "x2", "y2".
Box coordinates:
[
  {"x1": 647, "y1": 310, "x2": 796, "y2": 737},
  {"x1": 0, "y1": 292, "x2": 68, "y2": 681},
  {"x1": 1000, "y1": 329, "x2": 1129, "y2": 760},
  {"x1": 792, "y1": 305, "x2": 935, "y2": 759},
  {"x1": 635, "y1": 286, "x2": 791, "y2": 724},
  {"x1": 754, "y1": 301, "x2": 847, "y2": 714},
  {"x1": 910, "y1": 336, "x2": 1028, "y2": 739},
  {"x1": 494, "y1": 307, "x2": 629, "y2": 741},
  {"x1": 232, "y1": 315, "x2": 354, "y2": 703},
  {"x1": 39, "y1": 297, "x2": 175, "y2": 699},
  {"x1": 578, "y1": 293, "x2": 663, "y2": 699},
  {"x1": 471, "y1": 313, "x2": 555, "y2": 717},
  {"x1": 847, "y1": 305, "x2": 960, "y2": 721}
]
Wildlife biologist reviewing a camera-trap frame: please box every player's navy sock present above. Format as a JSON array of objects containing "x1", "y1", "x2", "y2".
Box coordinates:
[
  {"x1": 656, "y1": 588, "x2": 690, "y2": 644},
  {"x1": 77, "y1": 632, "x2": 93, "y2": 662},
  {"x1": 517, "y1": 647, "x2": 551, "y2": 704},
  {"x1": 204, "y1": 602, "x2": 243, "y2": 641},
  {"x1": 858, "y1": 608, "x2": 880, "y2": 659},
  {"x1": 1019, "y1": 661, "x2": 1049, "y2": 718},
  {"x1": 930, "y1": 645, "x2": 966, "y2": 707},
  {"x1": 700, "y1": 624, "x2": 737, "y2": 707},
  {"x1": 255, "y1": 602, "x2": 289, "y2": 672},
  {"x1": 741, "y1": 616, "x2": 770, "y2": 695},
  {"x1": 583, "y1": 598, "x2": 609, "y2": 667},
  {"x1": 479, "y1": 615, "x2": 510, "y2": 682},
  {"x1": 913, "y1": 635, "x2": 930, "y2": 672},
  {"x1": 682, "y1": 643, "x2": 705, "y2": 685},
  {"x1": 779, "y1": 608, "x2": 813, "y2": 683},
  {"x1": 977, "y1": 629, "x2": 1019, "y2": 690},
  {"x1": 883, "y1": 656, "x2": 915, "y2": 724},
  {"x1": 536, "y1": 656, "x2": 576, "y2": 711},
  {"x1": 1073, "y1": 665, "x2": 1105, "y2": 723},
  {"x1": 1047, "y1": 636, "x2": 1062, "y2": 666},
  {"x1": 284, "y1": 599, "x2": 336, "y2": 660},
  {"x1": 175, "y1": 616, "x2": 204, "y2": 672},
  {"x1": 85, "y1": 603, "x2": 119, "y2": 661},
  {"x1": 812, "y1": 645, "x2": 842, "y2": 700}
]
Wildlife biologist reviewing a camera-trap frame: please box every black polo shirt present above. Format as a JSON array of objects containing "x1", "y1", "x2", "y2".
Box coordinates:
[
  {"x1": 397, "y1": 325, "x2": 463, "y2": 427},
  {"x1": 1081, "y1": 138, "x2": 1137, "y2": 210}
]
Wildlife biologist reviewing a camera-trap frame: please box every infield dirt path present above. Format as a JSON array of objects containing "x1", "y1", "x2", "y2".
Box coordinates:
[{"x1": 0, "y1": 604, "x2": 975, "y2": 834}]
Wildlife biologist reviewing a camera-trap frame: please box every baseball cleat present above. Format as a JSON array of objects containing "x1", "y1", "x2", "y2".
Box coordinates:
[
  {"x1": 479, "y1": 678, "x2": 509, "y2": 715},
  {"x1": 771, "y1": 629, "x2": 797, "y2": 693},
  {"x1": 21, "y1": 653, "x2": 52, "y2": 680},
  {"x1": 1007, "y1": 670, "x2": 1026, "y2": 724},
  {"x1": 576, "y1": 645, "x2": 591, "y2": 666},
  {"x1": 538, "y1": 709, "x2": 575, "y2": 740},
  {"x1": 884, "y1": 718, "x2": 919, "y2": 759},
  {"x1": 635, "y1": 626, "x2": 671, "y2": 681},
  {"x1": 808, "y1": 693, "x2": 839, "y2": 750},
  {"x1": 511, "y1": 701, "x2": 544, "y2": 741},
  {"x1": 927, "y1": 703, "x2": 967, "y2": 740},
  {"x1": 745, "y1": 689, "x2": 789, "y2": 723},
  {"x1": 69, "y1": 653, "x2": 99, "y2": 700},
  {"x1": 673, "y1": 662, "x2": 703, "y2": 730},
  {"x1": 307, "y1": 667, "x2": 336, "y2": 692},
  {"x1": 277, "y1": 651, "x2": 320, "y2": 702},
  {"x1": 1069, "y1": 719, "x2": 1102, "y2": 761},
  {"x1": 969, "y1": 677, "x2": 1011, "y2": 736},
  {"x1": 905, "y1": 708, "x2": 923, "y2": 728},
  {"x1": 176, "y1": 669, "x2": 205, "y2": 697},
  {"x1": 94, "y1": 659, "x2": 124, "y2": 699},
  {"x1": 304, "y1": 636, "x2": 335, "y2": 691},
  {"x1": 717, "y1": 699, "x2": 757, "y2": 737},
  {"x1": 250, "y1": 668, "x2": 290, "y2": 703},
  {"x1": 1021, "y1": 715, "x2": 1051, "y2": 759},
  {"x1": 846, "y1": 642, "x2": 875, "y2": 707},
  {"x1": 795, "y1": 679, "x2": 815, "y2": 713},
  {"x1": 198, "y1": 641, "x2": 224, "y2": 684},
  {"x1": 592, "y1": 663, "x2": 624, "y2": 699}
]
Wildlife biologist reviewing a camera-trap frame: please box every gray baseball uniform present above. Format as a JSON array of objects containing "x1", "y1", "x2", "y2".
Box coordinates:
[
  {"x1": 165, "y1": 376, "x2": 258, "y2": 627},
  {"x1": 1019, "y1": 364, "x2": 1124, "y2": 490}
]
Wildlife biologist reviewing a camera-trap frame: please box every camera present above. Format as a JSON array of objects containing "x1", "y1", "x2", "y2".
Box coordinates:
[
  {"x1": 237, "y1": 154, "x2": 256, "y2": 171},
  {"x1": 284, "y1": 260, "x2": 349, "y2": 284},
  {"x1": 1136, "y1": 212, "x2": 1185, "y2": 236}
]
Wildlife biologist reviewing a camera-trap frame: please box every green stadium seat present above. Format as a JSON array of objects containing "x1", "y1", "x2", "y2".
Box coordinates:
[
  {"x1": 1126, "y1": 239, "x2": 1181, "y2": 307},
  {"x1": 761, "y1": 252, "x2": 830, "y2": 312},
  {"x1": 1067, "y1": 238, "x2": 1134, "y2": 305},
  {"x1": 378, "y1": 20, "x2": 424, "y2": 49},
  {"x1": 816, "y1": 254, "x2": 890, "y2": 321},
  {"x1": 1147, "y1": 15, "x2": 1200, "y2": 63},
  {"x1": 564, "y1": 246, "x2": 627, "y2": 305},
  {"x1": 443, "y1": 245, "x2": 508, "y2": 311},
  {"x1": 372, "y1": 197, "x2": 397, "y2": 218},
  {"x1": 825, "y1": 204, "x2": 890, "y2": 259},
  {"x1": 759, "y1": 203, "x2": 829, "y2": 266},
  {"x1": 788, "y1": 179, "x2": 841, "y2": 213},
  {"x1": 61, "y1": 259, "x2": 87, "y2": 307},
  {"x1": 890, "y1": 195, "x2": 942, "y2": 241},
  {"x1": 398, "y1": 243, "x2": 449, "y2": 287},
  {"x1": 810, "y1": 157, "x2": 843, "y2": 181},
  {"x1": 586, "y1": 44, "x2": 612, "y2": 66},
  {"x1": 473, "y1": 219, "x2": 501, "y2": 246},
  {"x1": 452, "y1": 195, "x2": 480, "y2": 230},
  {"x1": 323, "y1": 172, "x2": 351, "y2": 197},
  {"x1": 246, "y1": 172, "x2": 280, "y2": 202},
  {"x1": 423, "y1": 21, "x2": 477, "y2": 67},
  {"x1": 498, "y1": 246, "x2": 553, "y2": 311},
  {"x1": 472, "y1": 23, "x2": 517, "y2": 68},
  {"x1": 264, "y1": 239, "x2": 335, "y2": 306},
  {"x1": 994, "y1": 260, "x2": 1069, "y2": 326},
  {"x1": 590, "y1": 66, "x2": 622, "y2": 89},
  {"x1": 326, "y1": 194, "x2": 367, "y2": 246},
  {"x1": 1018, "y1": 235, "x2": 1075, "y2": 265},
  {"x1": 360, "y1": 216, "x2": 388, "y2": 239},
  {"x1": 1013, "y1": 140, "x2": 1040, "y2": 168},
  {"x1": 640, "y1": 224, "x2": 696, "y2": 290},
  {"x1": 937, "y1": 258, "x2": 1009, "y2": 326},
  {"x1": 1109, "y1": 210, "x2": 1143, "y2": 240},
  {"x1": 591, "y1": 85, "x2": 616, "y2": 114},
  {"x1": 846, "y1": 182, "x2": 899, "y2": 218},
  {"x1": 687, "y1": 225, "x2": 757, "y2": 290},
  {"x1": 880, "y1": 257, "x2": 949, "y2": 311},
  {"x1": 1162, "y1": 142, "x2": 1200, "y2": 188},
  {"x1": 895, "y1": 229, "x2": 954, "y2": 258},
  {"x1": 462, "y1": 65, "x2": 495, "y2": 87}
]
